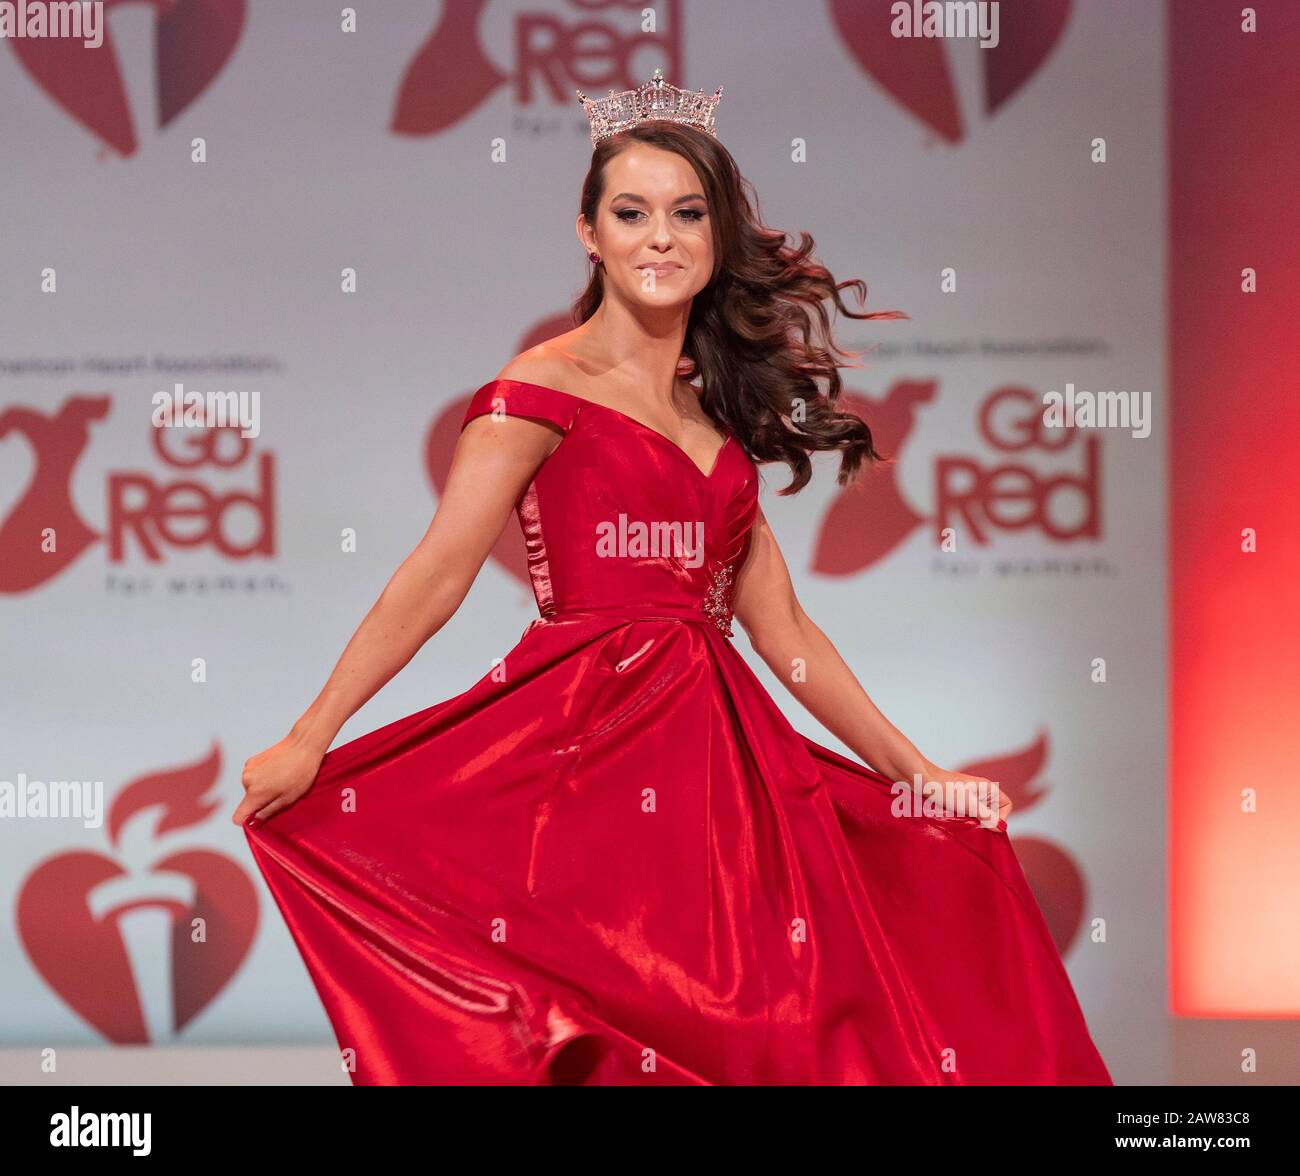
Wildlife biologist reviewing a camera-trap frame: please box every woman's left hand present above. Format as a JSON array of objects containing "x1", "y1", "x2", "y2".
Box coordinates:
[{"x1": 918, "y1": 762, "x2": 1011, "y2": 829}]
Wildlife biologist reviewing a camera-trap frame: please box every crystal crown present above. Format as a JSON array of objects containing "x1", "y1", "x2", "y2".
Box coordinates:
[{"x1": 577, "y1": 68, "x2": 723, "y2": 148}]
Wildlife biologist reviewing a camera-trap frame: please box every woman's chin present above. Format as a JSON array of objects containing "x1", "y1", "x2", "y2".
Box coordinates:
[{"x1": 625, "y1": 288, "x2": 695, "y2": 310}]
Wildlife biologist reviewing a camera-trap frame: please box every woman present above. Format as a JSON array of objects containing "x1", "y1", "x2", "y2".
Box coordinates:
[{"x1": 235, "y1": 73, "x2": 1112, "y2": 1086}]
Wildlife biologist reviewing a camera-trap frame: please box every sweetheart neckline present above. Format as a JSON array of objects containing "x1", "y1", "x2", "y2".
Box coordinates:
[{"x1": 487, "y1": 377, "x2": 733, "y2": 481}]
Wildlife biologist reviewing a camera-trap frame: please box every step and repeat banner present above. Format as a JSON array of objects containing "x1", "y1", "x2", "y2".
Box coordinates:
[{"x1": 2, "y1": 1, "x2": 1167, "y2": 1082}]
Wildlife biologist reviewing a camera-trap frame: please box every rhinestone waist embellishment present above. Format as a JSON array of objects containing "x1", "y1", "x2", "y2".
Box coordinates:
[{"x1": 702, "y1": 562, "x2": 735, "y2": 636}]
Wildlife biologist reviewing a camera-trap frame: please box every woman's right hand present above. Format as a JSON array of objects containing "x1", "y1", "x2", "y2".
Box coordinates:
[{"x1": 232, "y1": 730, "x2": 328, "y2": 827}]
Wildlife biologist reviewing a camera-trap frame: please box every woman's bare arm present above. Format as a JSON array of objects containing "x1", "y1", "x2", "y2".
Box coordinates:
[
  {"x1": 731, "y1": 506, "x2": 935, "y2": 785},
  {"x1": 282, "y1": 412, "x2": 561, "y2": 756},
  {"x1": 233, "y1": 404, "x2": 563, "y2": 825}
]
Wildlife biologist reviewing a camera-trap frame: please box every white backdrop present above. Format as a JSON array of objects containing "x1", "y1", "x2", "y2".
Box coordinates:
[{"x1": 0, "y1": 0, "x2": 1163, "y2": 1083}]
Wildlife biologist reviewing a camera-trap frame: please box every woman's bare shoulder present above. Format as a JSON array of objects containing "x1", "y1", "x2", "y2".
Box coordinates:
[{"x1": 494, "y1": 340, "x2": 584, "y2": 391}]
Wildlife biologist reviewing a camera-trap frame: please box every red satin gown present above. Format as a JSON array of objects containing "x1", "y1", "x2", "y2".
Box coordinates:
[{"x1": 243, "y1": 378, "x2": 1113, "y2": 1086}]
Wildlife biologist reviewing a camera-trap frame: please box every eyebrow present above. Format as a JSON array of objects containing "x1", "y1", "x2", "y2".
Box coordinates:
[{"x1": 610, "y1": 193, "x2": 707, "y2": 205}]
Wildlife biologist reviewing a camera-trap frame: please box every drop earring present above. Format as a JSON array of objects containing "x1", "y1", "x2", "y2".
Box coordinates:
[{"x1": 588, "y1": 251, "x2": 601, "y2": 265}]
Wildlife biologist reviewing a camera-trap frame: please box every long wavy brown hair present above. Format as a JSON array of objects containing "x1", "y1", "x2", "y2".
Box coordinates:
[{"x1": 572, "y1": 122, "x2": 908, "y2": 495}]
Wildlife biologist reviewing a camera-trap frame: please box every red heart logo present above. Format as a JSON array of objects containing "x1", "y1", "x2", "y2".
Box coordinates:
[
  {"x1": 1011, "y1": 835, "x2": 1086, "y2": 954},
  {"x1": 0, "y1": 395, "x2": 108, "y2": 594},
  {"x1": 811, "y1": 382, "x2": 932, "y2": 575},
  {"x1": 8, "y1": 0, "x2": 247, "y2": 157},
  {"x1": 391, "y1": 0, "x2": 508, "y2": 137},
  {"x1": 16, "y1": 745, "x2": 258, "y2": 1041},
  {"x1": 829, "y1": 0, "x2": 1072, "y2": 143},
  {"x1": 958, "y1": 731, "x2": 1087, "y2": 953}
]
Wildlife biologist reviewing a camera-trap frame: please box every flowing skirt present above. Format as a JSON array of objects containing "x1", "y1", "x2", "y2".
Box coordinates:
[{"x1": 243, "y1": 608, "x2": 1113, "y2": 1085}]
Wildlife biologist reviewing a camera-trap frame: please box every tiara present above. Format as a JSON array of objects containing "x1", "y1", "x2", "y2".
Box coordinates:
[{"x1": 576, "y1": 68, "x2": 723, "y2": 148}]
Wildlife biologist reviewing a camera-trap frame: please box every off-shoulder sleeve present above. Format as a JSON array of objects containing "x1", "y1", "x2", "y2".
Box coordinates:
[{"x1": 460, "y1": 379, "x2": 581, "y2": 435}]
